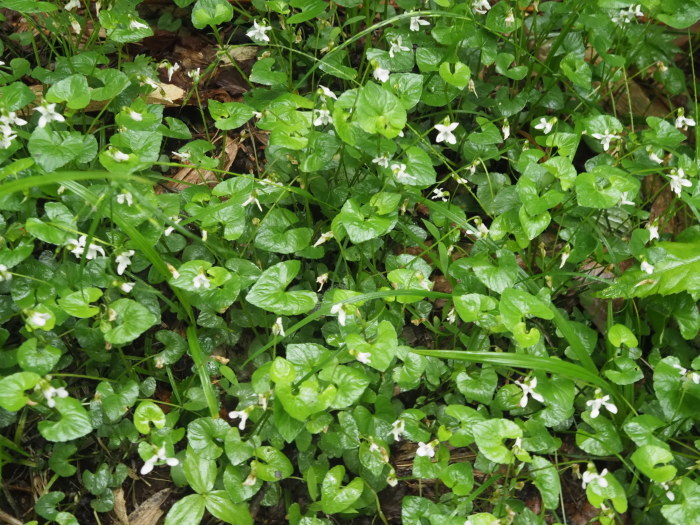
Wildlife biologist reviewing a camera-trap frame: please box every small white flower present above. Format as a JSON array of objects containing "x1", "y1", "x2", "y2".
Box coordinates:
[
  {"x1": 67, "y1": 235, "x2": 105, "y2": 259},
  {"x1": 272, "y1": 317, "x2": 285, "y2": 337},
  {"x1": 390, "y1": 419, "x2": 405, "y2": 441},
  {"x1": 128, "y1": 17, "x2": 149, "y2": 30},
  {"x1": 534, "y1": 117, "x2": 555, "y2": 134},
  {"x1": 356, "y1": 352, "x2": 371, "y2": 364},
  {"x1": 115, "y1": 250, "x2": 135, "y2": 275},
  {"x1": 187, "y1": 68, "x2": 201, "y2": 83},
  {"x1": 409, "y1": 15, "x2": 430, "y2": 32},
  {"x1": 313, "y1": 108, "x2": 332, "y2": 126},
  {"x1": 247, "y1": 20, "x2": 272, "y2": 43},
  {"x1": 116, "y1": 191, "x2": 133, "y2": 206},
  {"x1": 391, "y1": 163, "x2": 415, "y2": 184},
  {"x1": 313, "y1": 231, "x2": 334, "y2": 247},
  {"x1": 108, "y1": 149, "x2": 130, "y2": 162},
  {"x1": 43, "y1": 386, "x2": 69, "y2": 408},
  {"x1": 28, "y1": 311, "x2": 52, "y2": 328},
  {"x1": 229, "y1": 409, "x2": 249, "y2": 431},
  {"x1": 435, "y1": 120, "x2": 459, "y2": 144},
  {"x1": 140, "y1": 75, "x2": 160, "y2": 90},
  {"x1": 585, "y1": 389, "x2": 618, "y2": 419},
  {"x1": 316, "y1": 273, "x2": 329, "y2": 291},
  {"x1": 591, "y1": 129, "x2": 621, "y2": 151},
  {"x1": 581, "y1": 467, "x2": 609, "y2": 489},
  {"x1": 472, "y1": 0, "x2": 491, "y2": 14},
  {"x1": 611, "y1": 5, "x2": 644, "y2": 24},
  {"x1": 167, "y1": 263, "x2": 180, "y2": 279},
  {"x1": 502, "y1": 120, "x2": 510, "y2": 140},
  {"x1": 671, "y1": 363, "x2": 688, "y2": 376},
  {"x1": 318, "y1": 85, "x2": 337, "y2": 100},
  {"x1": 373, "y1": 66, "x2": 390, "y2": 83},
  {"x1": 641, "y1": 261, "x2": 654, "y2": 274},
  {"x1": 119, "y1": 281, "x2": 135, "y2": 293},
  {"x1": 0, "y1": 132, "x2": 16, "y2": 150},
  {"x1": 560, "y1": 248, "x2": 570, "y2": 268},
  {"x1": 64, "y1": 0, "x2": 80, "y2": 11},
  {"x1": 192, "y1": 271, "x2": 210, "y2": 290},
  {"x1": 446, "y1": 307, "x2": 457, "y2": 324},
  {"x1": 0, "y1": 264, "x2": 12, "y2": 282},
  {"x1": 619, "y1": 192, "x2": 635, "y2": 206},
  {"x1": 34, "y1": 102, "x2": 65, "y2": 128},
  {"x1": 141, "y1": 446, "x2": 178, "y2": 475},
  {"x1": 388, "y1": 37, "x2": 410, "y2": 58},
  {"x1": 646, "y1": 223, "x2": 659, "y2": 241},
  {"x1": 242, "y1": 469, "x2": 257, "y2": 486},
  {"x1": 431, "y1": 187, "x2": 449, "y2": 202},
  {"x1": 242, "y1": 192, "x2": 263, "y2": 212},
  {"x1": 689, "y1": 371, "x2": 700, "y2": 384},
  {"x1": 159, "y1": 61, "x2": 180, "y2": 82},
  {"x1": 128, "y1": 110, "x2": 143, "y2": 121},
  {"x1": 164, "y1": 217, "x2": 181, "y2": 237},
  {"x1": 330, "y1": 303, "x2": 347, "y2": 326},
  {"x1": 0, "y1": 111, "x2": 27, "y2": 127},
  {"x1": 416, "y1": 441, "x2": 435, "y2": 458},
  {"x1": 386, "y1": 470, "x2": 398, "y2": 487},
  {"x1": 514, "y1": 376, "x2": 544, "y2": 408},
  {"x1": 172, "y1": 151, "x2": 190, "y2": 161},
  {"x1": 668, "y1": 168, "x2": 692, "y2": 196},
  {"x1": 372, "y1": 154, "x2": 391, "y2": 168},
  {"x1": 647, "y1": 149, "x2": 664, "y2": 164},
  {"x1": 660, "y1": 482, "x2": 675, "y2": 501},
  {"x1": 674, "y1": 112, "x2": 696, "y2": 131},
  {"x1": 258, "y1": 393, "x2": 269, "y2": 411},
  {"x1": 504, "y1": 8, "x2": 515, "y2": 25},
  {"x1": 140, "y1": 457, "x2": 156, "y2": 475}
]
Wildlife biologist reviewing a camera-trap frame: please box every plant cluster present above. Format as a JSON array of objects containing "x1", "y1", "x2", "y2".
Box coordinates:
[{"x1": 0, "y1": 0, "x2": 699, "y2": 524}]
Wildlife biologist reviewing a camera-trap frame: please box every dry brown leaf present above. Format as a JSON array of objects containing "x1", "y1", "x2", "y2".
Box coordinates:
[
  {"x1": 126, "y1": 488, "x2": 172, "y2": 525},
  {"x1": 112, "y1": 488, "x2": 129, "y2": 525}
]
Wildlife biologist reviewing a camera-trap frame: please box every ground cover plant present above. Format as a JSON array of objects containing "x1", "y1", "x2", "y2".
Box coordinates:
[{"x1": 0, "y1": 0, "x2": 699, "y2": 523}]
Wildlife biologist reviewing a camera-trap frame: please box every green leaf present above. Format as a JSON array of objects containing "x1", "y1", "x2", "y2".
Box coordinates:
[
  {"x1": 530, "y1": 456, "x2": 561, "y2": 509},
  {"x1": 183, "y1": 448, "x2": 216, "y2": 494},
  {"x1": 575, "y1": 166, "x2": 639, "y2": 209},
  {"x1": 191, "y1": 0, "x2": 233, "y2": 28},
  {"x1": 345, "y1": 320, "x2": 398, "y2": 371},
  {"x1": 456, "y1": 366, "x2": 498, "y2": 404},
  {"x1": 321, "y1": 465, "x2": 364, "y2": 514},
  {"x1": 576, "y1": 413, "x2": 623, "y2": 456},
  {"x1": 133, "y1": 401, "x2": 166, "y2": 435},
  {"x1": 518, "y1": 206, "x2": 550, "y2": 240},
  {"x1": 288, "y1": 0, "x2": 326, "y2": 23},
  {"x1": 246, "y1": 260, "x2": 317, "y2": 316},
  {"x1": 91, "y1": 69, "x2": 130, "y2": 101},
  {"x1": 209, "y1": 100, "x2": 255, "y2": 130},
  {"x1": 253, "y1": 446, "x2": 294, "y2": 481},
  {"x1": 439, "y1": 462, "x2": 474, "y2": 496},
  {"x1": 0, "y1": 0, "x2": 57, "y2": 12},
  {"x1": 205, "y1": 491, "x2": 253, "y2": 525},
  {"x1": 387, "y1": 269, "x2": 432, "y2": 304},
  {"x1": 28, "y1": 129, "x2": 98, "y2": 172},
  {"x1": 46, "y1": 74, "x2": 90, "y2": 110},
  {"x1": 255, "y1": 209, "x2": 313, "y2": 254},
  {"x1": 631, "y1": 445, "x2": 677, "y2": 483},
  {"x1": 472, "y1": 418, "x2": 522, "y2": 464},
  {"x1": 333, "y1": 198, "x2": 398, "y2": 243},
  {"x1": 276, "y1": 377, "x2": 337, "y2": 421},
  {"x1": 0, "y1": 372, "x2": 41, "y2": 411},
  {"x1": 403, "y1": 146, "x2": 437, "y2": 187},
  {"x1": 250, "y1": 58, "x2": 287, "y2": 86},
  {"x1": 58, "y1": 288, "x2": 103, "y2": 318},
  {"x1": 38, "y1": 397, "x2": 92, "y2": 442},
  {"x1": 607, "y1": 324, "x2": 638, "y2": 347},
  {"x1": 104, "y1": 298, "x2": 158, "y2": 345},
  {"x1": 560, "y1": 53, "x2": 591, "y2": 88},
  {"x1": 462, "y1": 250, "x2": 518, "y2": 293},
  {"x1": 438, "y1": 61, "x2": 471, "y2": 89},
  {"x1": 188, "y1": 417, "x2": 229, "y2": 459},
  {"x1": 164, "y1": 494, "x2": 206, "y2": 525},
  {"x1": 17, "y1": 339, "x2": 62, "y2": 375},
  {"x1": 48, "y1": 443, "x2": 78, "y2": 477},
  {"x1": 354, "y1": 82, "x2": 407, "y2": 139}
]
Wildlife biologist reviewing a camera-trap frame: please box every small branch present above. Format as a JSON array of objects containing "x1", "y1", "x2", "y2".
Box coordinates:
[{"x1": 0, "y1": 509, "x2": 23, "y2": 525}]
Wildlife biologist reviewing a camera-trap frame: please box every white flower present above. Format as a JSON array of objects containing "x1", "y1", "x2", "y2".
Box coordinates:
[
  {"x1": 140, "y1": 75, "x2": 160, "y2": 90},
  {"x1": 272, "y1": 317, "x2": 285, "y2": 337},
  {"x1": 446, "y1": 307, "x2": 457, "y2": 324},
  {"x1": 591, "y1": 129, "x2": 621, "y2": 151},
  {"x1": 409, "y1": 15, "x2": 430, "y2": 31},
  {"x1": 619, "y1": 192, "x2": 635, "y2": 206},
  {"x1": 534, "y1": 117, "x2": 555, "y2": 134},
  {"x1": 581, "y1": 467, "x2": 609, "y2": 489},
  {"x1": 318, "y1": 85, "x2": 337, "y2": 100},
  {"x1": 689, "y1": 371, "x2": 700, "y2": 384},
  {"x1": 386, "y1": 470, "x2": 398, "y2": 487},
  {"x1": 108, "y1": 149, "x2": 130, "y2": 162},
  {"x1": 313, "y1": 231, "x2": 334, "y2": 247},
  {"x1": 585, "y1": 389, "x2": 618, "y2": 418},
  {"x1": 330, "y1": 303, "x2": 347, "y2": 325},
  {"x1": 316, "y1": 273, "x2": 329, "y2": 291},
  {"x1": 388, "y1": 37, "x2": 410, "y2": 58},
  {"x1": 472, "y1": 0, "x2": 491, "y2": 14},
  {"x1": 160, "y1": 61, "x2": 180, "y2": 82},
  {"x1": 119, "y1": 281, "x2": 135, "y2": 293},
  {"x1": 660, "y1": 482, "x2": 675, "y2": 501},
  {"x1": 671, "y1": 363, "x2": 688, "y2": 376},
  {"x1": 187, "y1": 68, "x2": 201, "y2": 83},
  {"x1": 356, "y1": 352, "x2": 371, "y2": 364},
  {"x1": 390, "y1": 419, "x2": 405, "y2": 441},
  {"x1": 647, "y1": 149, "x2": 664, "y2": 164},
  {"x1": 128, "y1": 110, "x2": 143, "y2": 121},
  {"x1": 67, "y1": 235, "x2": 105, "y2": 259},
  {"x1": 164, "y1": 216, "x2": 181, "y2": 236},
  {"x1": 116, "y1": 191, "x2": 133, "y2": 206},
  {"x1": 313, "y1": 108, "x2": 332, "y2": 126},
  {"x1": 504, "y1": 8, "x2": 515, "y2": 25},
  {"x1": 64, "y1": 0, "x2": 80, "y2": 11},
  {"x1": 167, "y1": 263, "x2": 180, "y2": 279},
  {"x1": 646, "y1": 223, "x2": 659, "y2": 241},
  {"x1": 29, "y1": 311, "x2": 52, "y2": 328},
  {"x1": 258, "y1": 393, "x2": 269, "y2": 411},
  {"x1": 192, "y1": 271, "x2": 210, "y2": 290},
  {"x1": 502, "y1": 120, "x2": 510, "y2": 140},
  {"x1": 115, "y1": 250, "x2": 135, "y2": 275},
  {"x1": 435, "y1": 120, "x2": 459, "y2": 144},
  {"x1": 373, "y1": 66, "x2": 390, "y2": 83},
  {"x1": 391, "y1": 163, "x2": 415, "y2": 184},
  {"x1": 242, "y1": 192, "x2": 263, "y2": 212},
  {"x1": 43, "y1": 386, "x2": 69, "y2": 408},
  {"x1": 0, "y1": 264, "x2": 12, "y2": 282},
  {"x1": 416, "y1": 441, "x2": 435, "y2": 458},
  {"x1": 247, "y1": 20, "x2": 272, "y2": 43},
  {"x1": 0, "y1": 111, "x2": 27, "y2": 127},
  {"x1": 641, "y1": 261, "x2": 654, "y2": 274},
  {"x1": 128, "y1": 18, "x2": 149, "y2": 30},
  {"x1": 0, "y1": 131, "x2": 16, "y2": 150},
  {"x1": 668, "y1": 168, "x2": 692, "y2": 196},
  {"x1": 675, "y1": 112, "x2": 696, "y2": 131},
  {"x1": 140, "y1": 446, "x2": 178, "y2": 475},
  {"x1": 242, "y1": 469, "x2": 257, "y2": 486},
  {"x1": 372, "y1": 154, "x2": 391, "y2": 168},
  {"x1": 229, "y1": 409, "x2": 249, "y2": 431},
  {"x1": 611, "y1": 5, "x2": 644, "y2": 24},
  {"x1": 172, "y1": 151, "x2": 191, "y2": 161},
  {"x1": 431, "y1": 187, "x2": 449, "y2": 202},
  {"x1": 560, "y1": 249, "x2": 570, "y2": 268},
  {"x1": 34, "y1": 103, "x2": 65, "y2": 128},
  {"x1": 514, "y1": 376, "x2": 544, "y2": 408}
]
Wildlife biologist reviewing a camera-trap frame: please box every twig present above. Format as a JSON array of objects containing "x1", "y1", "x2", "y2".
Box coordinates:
[{"x1": 0, "y1": 509, "x2": 22, "y2": 525}]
